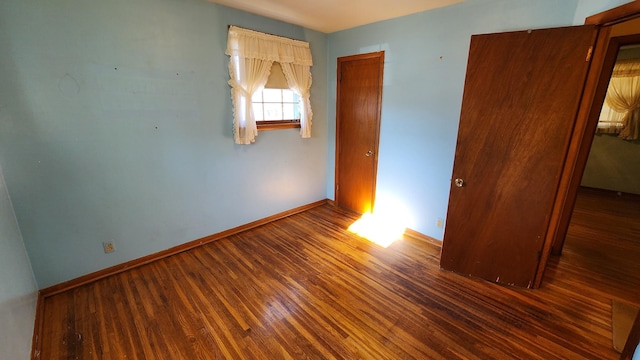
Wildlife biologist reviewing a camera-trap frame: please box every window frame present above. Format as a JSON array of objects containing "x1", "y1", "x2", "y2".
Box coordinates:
[
  {"x1": 252, "y1": 88, "x2": 301, "y2": 131},
  {"x1": 257, "y1": 119, "x2": 301, "y2": 131}
]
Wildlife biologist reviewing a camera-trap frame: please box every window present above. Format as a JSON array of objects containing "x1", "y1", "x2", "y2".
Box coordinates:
[
  {"x1": 596, "y1": 47, "x2": 640, "y2": 140},
  {"x1": 252, "y1": 88, "x2": 301, "y2": 130},
  {"x1": 597, "y1": 101, "x2": 625, "y2": 134},
  {"x1": 226, "y1": 26, "x2": 313, "y2": 144},
  {"x1": 251, "y1": 61, "x2": 301, "y2": 130}
]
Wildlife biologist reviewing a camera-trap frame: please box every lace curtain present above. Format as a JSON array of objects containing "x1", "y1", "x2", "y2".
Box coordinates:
[
  {"x1": 226, "y1": 26, "x2": 313, "y2": 144},
  {"x1": 600, "y1": 59, "x2": 640, "y2": 140},
  {"x1": 281, "y1": 62, "x2": 313, "y2": 138}
]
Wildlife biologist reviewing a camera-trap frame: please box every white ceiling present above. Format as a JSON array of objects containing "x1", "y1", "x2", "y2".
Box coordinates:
[{"x1": 208, "y1": 0, "x2": 464, "y2": 33}]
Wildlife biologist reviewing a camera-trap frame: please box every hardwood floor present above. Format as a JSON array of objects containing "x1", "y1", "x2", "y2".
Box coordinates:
[
  {"x1": 38, "y1": 189, "x2": 639, "y2": 359},
  {"x1": 545, "y1": 188, "x2": 640, "y2": 308}
]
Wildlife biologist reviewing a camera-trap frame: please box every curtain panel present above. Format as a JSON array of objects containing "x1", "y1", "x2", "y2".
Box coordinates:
[
  {"x1": 226, "y1": 26, "x2": 313, "y2": 144},
  {"x1": 602, "y1": 59, "x2": 640, "y2": 140},
  {"x1": 281, "y1": 62, "x2": 313, "y2": 138}
]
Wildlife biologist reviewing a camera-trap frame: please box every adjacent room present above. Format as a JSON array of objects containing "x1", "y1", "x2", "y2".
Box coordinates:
[{"x1": 1, "y1": 0, "x2": 638, "y2": 359}]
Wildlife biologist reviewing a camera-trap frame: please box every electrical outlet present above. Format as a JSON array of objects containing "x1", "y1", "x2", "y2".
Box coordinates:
[
  {"x1": 436, "y1": 218, "x2": 444, "y2": 228},
  {"x1": 102, "y1": 241, "x2": 116, "y2": 254}
]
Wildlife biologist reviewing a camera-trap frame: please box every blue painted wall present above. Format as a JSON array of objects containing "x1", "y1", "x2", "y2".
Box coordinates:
[
  {"x1": 0, "y1": 0, "x2": 328, "y2": 288},
  {"x1": 326, "y1": 0, "x2": 630, "y2": 240},
  {"x1": 574, "y1": 0, "x2": 633, "y2": 24},
  {"x1": 0, "y1": 0, "x2": 632, "y2": 289},
  {"x1": 582, "y1": 135, "x2": 640, "y2": 195},
  {"x1": 0, "y1": 0, "x2": 634, "y2": 354},
  {"x1": 0, "y1": 164, "x2": 37, "y2": 359}
]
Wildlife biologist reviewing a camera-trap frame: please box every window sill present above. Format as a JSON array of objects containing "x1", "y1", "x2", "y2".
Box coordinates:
[{"x1": 257, "y1": 120, "x2": 301, "y2": 131}]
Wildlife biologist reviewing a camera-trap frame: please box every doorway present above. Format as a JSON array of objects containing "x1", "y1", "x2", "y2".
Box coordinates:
[
  {"x1": 547, "y1": 8, "x2": 640, "y2": 358},
  {"x1": 335, "y1": 51, "x2": 384, "y2": 214},
  {"x1": 552, "y1": 20, "x2": 640, "y2": 256}
]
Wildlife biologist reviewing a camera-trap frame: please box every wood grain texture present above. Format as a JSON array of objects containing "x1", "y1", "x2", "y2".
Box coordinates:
[
  {"x1": 551, "y1": 187, "x2": 640, "y2": 359},
  {"x1": 549, "y1": 188, "x2": 640, "y2": 308},
  {"x1": 404, "y1": 227, "x2": 443, "y2": 248},
  {"x1": 441, "y1": 26, "x2": 598, "y2": 288},
  {"x1": 549, "y1": 25, "x2": 618, "y2": 258},
  {"x1": 37, "y1": 189, "x2": 638, "y2": 359},
  {"x1": 335, "y1": 52, "x2": 384, "y2": 214},
  {"x1": 547, "y1": 4, "x2": 640, "y2": 286},
  {"x1": 552, "y1": 11, "x2": 640, "y2": 261},
  {"x1": 622, "y1": 311, "x2": 640, "y2": 360},
  {"x1": 30, "y1": 292, "x2": 45, "y2": 359}
]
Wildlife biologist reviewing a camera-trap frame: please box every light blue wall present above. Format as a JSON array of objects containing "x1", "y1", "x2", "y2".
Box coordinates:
[
  {"x1": 0, "y1": 0, "x2": 631, "y2": 289},
  {"x1": 0, "y1": 164, "x2": 38, "y2": 359},
  {"x1": 327, "y1": 0, "x2": 599, "y2": 240},
  {"x1": 0, "y1": 0, "x2": 634, "y2": 354},
  {"x1": 581, "y1": 135, "x2": 640, "y2": 194},
  {"x1": 0, "y1": 0, "x2": 328, "y2": 288},
  {"x1": 573, "y1": 0, "x2": 633, "y2": 25}
]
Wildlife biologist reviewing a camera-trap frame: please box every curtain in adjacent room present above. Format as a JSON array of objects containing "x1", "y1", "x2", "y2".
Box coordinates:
[
  {"x1": 602, "y1": 59, "x2": 640, "y2": 140},
  {"x1": 226, "y1": 26, "x2": 313, "y2": 144}
]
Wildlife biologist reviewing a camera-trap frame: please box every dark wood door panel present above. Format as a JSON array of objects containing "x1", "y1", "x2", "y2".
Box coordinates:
[
  {"x1": 441, "y1": 26, "x2": 598, "y2": 287},
  {"x1": 336, "y1": 52, "x2": 384, "y2": 214}
]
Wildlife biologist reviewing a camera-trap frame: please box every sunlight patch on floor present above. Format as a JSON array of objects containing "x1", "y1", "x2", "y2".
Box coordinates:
[{"x1": 348, "y1": 209, "x2": 407, "y2": 248}]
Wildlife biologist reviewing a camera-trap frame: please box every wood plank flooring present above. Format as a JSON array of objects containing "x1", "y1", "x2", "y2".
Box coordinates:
[
  {"x1": 545, "y1": 188, "x2": 640, "y2": 309},
  {"x1": 38, "y1": 188, "x2": 639, "y2": 359}
]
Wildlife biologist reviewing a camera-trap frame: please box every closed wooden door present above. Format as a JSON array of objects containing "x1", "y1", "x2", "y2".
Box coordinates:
[
  {"x1": 440, "y1": 26, "x2": 598, "y2": 288},
  {"x1": 335, "y1": 52, "x2": 384, "y2": 214}
]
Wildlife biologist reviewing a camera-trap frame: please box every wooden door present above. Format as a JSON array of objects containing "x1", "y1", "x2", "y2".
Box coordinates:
[
  {"x1": 440, "y1": 26, "x2": 598, "y2": 288},
  {"x1": 335, "y1": 52, "x2": 384, "y2": 214}
]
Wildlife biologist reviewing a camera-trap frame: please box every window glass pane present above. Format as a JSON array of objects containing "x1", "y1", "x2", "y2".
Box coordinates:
[
  {"x1": 264, "y1": 103, "x2": 283, "y2": 120},
  {"x1": 263, "y1": 89, "x2": 282, "y2": 103},
  {"x1": 250, "y1": 88, "x2": 301, "y2": 123},
  {"x1": 293, "y1": 103, "x2": 300, "y2": 120},
  {"x1": 252, "y1": 103, "x2": 264, "y2": 121},
  {"x1": 283, "y1": 104, "x2": 294, "y2": 120},
  {"x1": 282, "y1": 89, "x2": 295, "y2": 102}
]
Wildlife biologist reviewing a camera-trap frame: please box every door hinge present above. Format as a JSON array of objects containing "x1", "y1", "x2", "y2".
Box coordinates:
[{"x1": 586, "y1": 46, "x2": 593, "y2": 62}]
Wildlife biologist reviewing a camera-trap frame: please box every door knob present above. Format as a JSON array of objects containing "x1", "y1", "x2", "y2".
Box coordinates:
[
  {"x1": 365, "y1": 150, "x2": 373, "y2": 157},
  {"x1": 454, "y1": 178, "x2": 464, "y2": 187}
]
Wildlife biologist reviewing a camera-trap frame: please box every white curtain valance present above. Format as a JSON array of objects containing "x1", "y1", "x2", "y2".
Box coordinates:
[
  {"x1": 225, "y1": 26, "x2": 313, "y2": 67},
  {"x1": 226, "y1": 26, "x2": 314, "y2": 144}
]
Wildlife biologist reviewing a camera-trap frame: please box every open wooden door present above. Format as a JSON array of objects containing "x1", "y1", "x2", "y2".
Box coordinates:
[
  {"x1": 335, "y1": 52, "x2": 384, "y2": 214},
  {"x1": 440, "y1": 26, "x2": 598, "y2": 288}
]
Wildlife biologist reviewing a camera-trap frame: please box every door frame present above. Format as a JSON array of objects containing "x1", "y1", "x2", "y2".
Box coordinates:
[
  {"x1": 334, "y1": 51, "x2": 384, "y2": 213},
  {"x1": 540, "y1": 2, "x2": 640, "y2": 286}
]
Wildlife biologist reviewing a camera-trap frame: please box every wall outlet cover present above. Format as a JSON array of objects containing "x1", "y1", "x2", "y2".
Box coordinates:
[{"x1": 103, "y1": 241, "x2": 116, "y2": 253}]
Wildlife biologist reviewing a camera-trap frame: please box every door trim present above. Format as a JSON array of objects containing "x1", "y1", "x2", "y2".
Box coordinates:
[
  {"x1": 334, "y1": 51, "x2": 384, "y2": 213},
  {"x1": 585, "y1": 1, "x2": 640, "y2": 26},
  {"x1": 540, "y1": 4, "x2": 640, "y2": 287}
]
